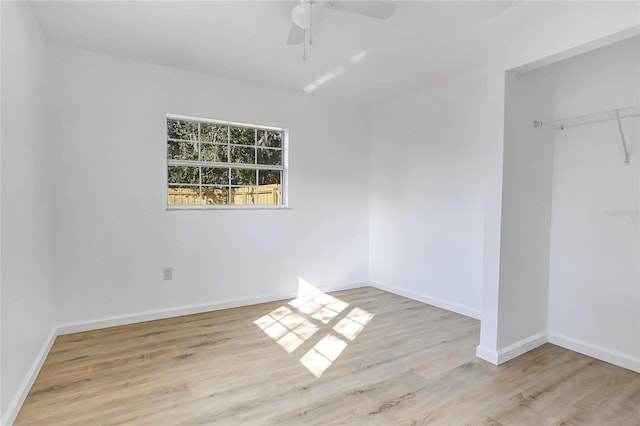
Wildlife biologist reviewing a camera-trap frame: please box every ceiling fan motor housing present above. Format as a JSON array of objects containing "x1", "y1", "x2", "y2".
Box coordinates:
[{"x1": 291, "y1": 0, "x2": 314, "y2": 29}]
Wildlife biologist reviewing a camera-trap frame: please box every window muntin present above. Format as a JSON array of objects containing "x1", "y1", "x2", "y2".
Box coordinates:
[{"x1": 166, "y1": 115, "x2": 286, "y2": 207}]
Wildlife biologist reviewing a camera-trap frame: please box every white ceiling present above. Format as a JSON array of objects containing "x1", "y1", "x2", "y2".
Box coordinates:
[{"x1": 30, "y1": 1, "x2": 519, "y2": 104}]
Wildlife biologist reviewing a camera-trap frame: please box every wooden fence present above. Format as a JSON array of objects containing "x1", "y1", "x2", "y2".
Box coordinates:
[{"x1": 168, "y1": 185, "x2": 281, "y2": 205}]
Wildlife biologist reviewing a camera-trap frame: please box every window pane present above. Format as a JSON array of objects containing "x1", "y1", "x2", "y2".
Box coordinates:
[
  {"x1": 258, "y1": 169, "x2": 281, "y2": 186},
  {"x1": 231, "y1": 168, "x2": 257, "y2": 185},
  {"x1": 168, "y1": 185, "x2": 200, "y2": 205},
  {"x1": 257, "y1": 130, "x2": 282, "y2": 148},
  {"x1": 167, "y1": 140, "x2": 198, "y2": 161},
  {"x1": 201, "y1": 143, "x2": 228, "y2": 163},
  {"x1": 168, "y1": 166, "x2": 199, "y2": 184},
  {"x1": 230, "y1": 186, "x2": 257, "y2": 205},
  {"x1": 202, "y1": 186, "x2": 229, "y2": 205},
  {"x1": 167, "y1": 119, "x2": 198, "y2": 141},
  {"x1": 230, "y1": 127, "x2": 254, "y2": 145},
  {"x1": 167, "y1": 115, "x2": 285, "y2": 208},
  {"x1": 200, "y1": 123, "x2": 227, "y2": 143},
  {"x1": 257, "y1": 184, "x2": 282, "y2": 205},
  {"x1": 257, "y1": 148, "x2": 282, "y2": 166},
  {"x1": 201, "y1": 167, "x2": 229, "y2": 185},
  {"x1": 230, "y1": 145, "x2": 255, "y2": 164}
]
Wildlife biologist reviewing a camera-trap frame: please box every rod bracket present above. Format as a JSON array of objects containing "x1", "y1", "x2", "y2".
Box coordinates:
[{"x1": 615, "y1": 110, "x2": 631, "y2": 166}]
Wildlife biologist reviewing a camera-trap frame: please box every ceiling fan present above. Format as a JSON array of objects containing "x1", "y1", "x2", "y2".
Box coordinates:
[{"x1": 287, "y1": 0, "x2": 395, "y2": 58}]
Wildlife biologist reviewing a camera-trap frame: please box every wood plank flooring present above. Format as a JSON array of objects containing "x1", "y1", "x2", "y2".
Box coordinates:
[{"x1": 15, "y1": 287, "x2": 640, "y2": 425}]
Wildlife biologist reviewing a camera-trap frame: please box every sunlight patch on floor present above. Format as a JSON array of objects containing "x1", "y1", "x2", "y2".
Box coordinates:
[
  {"x1": 332, "y1": 307, "x2": 375, "y2": 341},
  {"x1": 253, "y1": 278, "x2": 374, "y2": 377},
  {"x1": 299, "y1": 334, "x2": 348, "y2": 378}
]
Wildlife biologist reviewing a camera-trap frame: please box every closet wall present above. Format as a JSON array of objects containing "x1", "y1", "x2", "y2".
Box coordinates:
[
  {"x1": 498, "y1": 69, "x2": 555, "y2": 353},
  {"x1": 546, "y1": 36, "x2": 639, "y2": 370}
]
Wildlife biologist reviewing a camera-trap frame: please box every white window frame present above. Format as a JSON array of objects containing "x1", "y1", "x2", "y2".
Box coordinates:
[{"x1": 166, "y1": 114, "x2": 289, "y2": 210}]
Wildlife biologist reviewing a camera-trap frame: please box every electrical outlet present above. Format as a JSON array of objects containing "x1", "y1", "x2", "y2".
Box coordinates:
[{"x1": 163, "y1": 267, "x2": 173, "y2": 280}]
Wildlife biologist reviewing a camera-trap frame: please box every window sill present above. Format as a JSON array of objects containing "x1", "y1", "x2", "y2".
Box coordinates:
[{"x1": 166, "y1": 205, "x2": 291, "y2": 211}]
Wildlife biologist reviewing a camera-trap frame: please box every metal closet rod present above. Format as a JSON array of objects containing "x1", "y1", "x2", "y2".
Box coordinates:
[
  {"x1": 533, "y1": 105, "x2": 639, "y2": 166},
  {"x1": 533, "y1": 105, "x2": 639, "y2": 130}
]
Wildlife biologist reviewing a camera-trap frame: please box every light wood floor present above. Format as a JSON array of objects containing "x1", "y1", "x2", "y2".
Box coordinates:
[{"x1": 16, "y1": 287, "x2": 640, "y2": 425}]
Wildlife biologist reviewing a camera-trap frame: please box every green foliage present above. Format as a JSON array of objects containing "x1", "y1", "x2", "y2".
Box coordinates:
[
  {"x1": 167, "y1": 140, "x2": 198, "y2": 161},
  {"x1": 257, "y1": 148, "x2": 281, "y2": 166},
  {"x1": 202, "y1": 167, "x2": 229, "y2": 185},
  {"x1": 258, "y1": 169, "x2": 280, "y2": 185},
  {"x1": 257, "y1": 130, "x2": 282, "y2": 148},
  {"x1": 168, "y1": 166, "x2": 198, "y2": 184},
  {"x1": 201, "y1": 143, "x2": 228, "y2": 162},
  {"x1": 168, "y1": 119, "x2": 198, "y2": 140},
  {"x1": 231, "y1": 168, "x2": 256, "y2": 185},
  {"x1": 230, "y1": 145, "x2": 256, "y2": 164},
  {"x1": 230, "y1": 127, "x2": 254, "y2": 145},
  {"x1": 201, "y1": 123, "x2": 227, "y2": 143}
]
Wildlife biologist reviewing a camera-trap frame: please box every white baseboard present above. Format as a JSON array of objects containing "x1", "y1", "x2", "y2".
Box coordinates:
[
  {"x1": 370, "y1": 282, "x2": 481, "y2": 320},
  {"x1": 57, "y1": 294, "x2": 296, "y2": 335},
  {"x1": 2, "y1": 329, "x2": 57, "y2": 426},
  {"x1": 57, "y1": 282, "x2": 366, "y2": 335},
  {"x1": 475, "y1": 344, "x2": 499, "y2": 364},
  {"x1": 548, "y1": 332, "x2": 640, "y2": 373},
  {"x1": 497, "y1": 331, "x2": 548, "y2": 364},
  {"x1": 476, "y1": 332, "x2": 547, "y2": 365}
]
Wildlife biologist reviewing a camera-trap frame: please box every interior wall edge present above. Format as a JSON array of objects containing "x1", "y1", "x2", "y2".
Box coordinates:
[
  {"x1": 1, "y1": 328, "x2": 56, "y2": 426},
  {"x1": 548, "y1": 332, "x2": 640, "y2": 374},
  {"x1": 369, "y1": 282, "x2": 481, "y2": 320}
]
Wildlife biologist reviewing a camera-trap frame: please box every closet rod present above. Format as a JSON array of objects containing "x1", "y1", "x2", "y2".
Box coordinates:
[
  {"x1": 533, "y1": 105, "x2": 639, "y2": 130},
  {"x1": 533, "y1": 105, "x2": 638, "y2": 166}
]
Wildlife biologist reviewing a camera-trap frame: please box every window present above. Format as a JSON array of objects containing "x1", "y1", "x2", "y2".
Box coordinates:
[{"x1": 166, "y1": 115, "x2": 287, "y2": 208}]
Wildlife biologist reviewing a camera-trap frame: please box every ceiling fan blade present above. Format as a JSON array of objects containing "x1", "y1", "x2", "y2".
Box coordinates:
[
  {"x1": 286, "y1": 23, "x2": 305, "y2": 45},
  {"x1": 326, "y1": 1, "x2": 395, "y2": 19}
]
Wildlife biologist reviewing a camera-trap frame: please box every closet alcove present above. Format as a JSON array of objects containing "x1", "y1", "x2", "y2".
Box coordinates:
[{"x1": 498, "y1": 35, "x2": 639, "y2": 371}]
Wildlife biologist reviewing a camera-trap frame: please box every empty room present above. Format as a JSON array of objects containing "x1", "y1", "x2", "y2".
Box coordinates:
[{"x1": 1, "y1": 1, "x2": 639, "y2": 425}]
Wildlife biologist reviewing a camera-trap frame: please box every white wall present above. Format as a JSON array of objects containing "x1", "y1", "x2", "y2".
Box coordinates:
[
  {"x1": 369, "y1": 67, "x2": 489, "y2": 318},
  {"x1": 1, "y1": 1, "x2": 638, "y2": 421},
  {"x1": 48, "y1": 45, "x2": 370, "y2": 327},
  {"x1": 1, "y1": 1, "x2": 57, "y2": 421},
  {"x1": 477, "y1": 1, "x2": 639, "y2": 362},
  {"x1": 368, "y1": 2, "x2": 639, "y2": 334},
  {"x1": 547, "y1": 37, "x2": 640, "y2": 370},
  {"x1": 495, "y1": 69, "x2": 555, "y2": 357}
]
